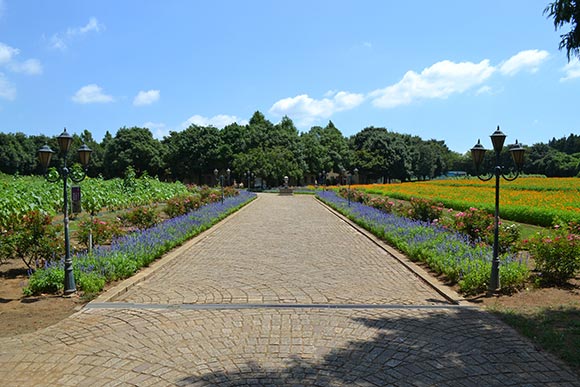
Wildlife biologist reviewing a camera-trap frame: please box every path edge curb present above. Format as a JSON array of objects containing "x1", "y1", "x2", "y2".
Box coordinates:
[
  {"x1": 88, "y1": 194, "x2": 261, "y2": 305},
  {"x1": 315, "y1": 196, "x2": 469, "y2": 306}
]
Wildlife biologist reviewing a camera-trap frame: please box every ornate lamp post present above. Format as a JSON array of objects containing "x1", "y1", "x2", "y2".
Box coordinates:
[
  {"x1": 319, "y1": 170, "x2": 326, "y2": 190},
  {"x1": 471, "y1": 126, "x2": 525, "y2": 292},
  {"x1": 214, "y1": 168, "x2": 230, "y2": 204},
  {"x1": 245, "y1": 170, "x2": 253, "y2": 191},
  {"x1": 37, "y1": 129, "x2": 92, "y2": 295},
  {"x1": 347, "y1": 168, "x2": 358, "y2": 206}
]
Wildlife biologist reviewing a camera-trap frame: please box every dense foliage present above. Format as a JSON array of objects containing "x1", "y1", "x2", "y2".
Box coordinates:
[
  {"x1": 0, "y1": 172, "x2": 189, "y2": 226},
  {"x1": 545, "y1": 0, "x2": 580, "y2": 61},
  {"x1": 3, "y1": 112, "x2": 578, "y2": 185},
  {"x1": 525, "y1": 220, "x2": 580, "y2": 285},
  {"x1": 0, "y1": 112, "x2": 580, "y2": 187}
]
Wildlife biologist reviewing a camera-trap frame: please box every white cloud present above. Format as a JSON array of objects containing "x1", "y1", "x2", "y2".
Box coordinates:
[
  {"x1": 71, "y1": 84, "x2": 114, "y2": 104},
  {"x1": 560, "y1": 59, "x2": 580, "y2": 81},
  {"x1": 0, "y1": 42, "x2": 18, "y2": 64},
  {"x1": 181, "y1": 114, "x2": 244, "y2": 129},
  {"x1": 370, "y1": 59, "x2": 495, "y2": 108},
  {"x1": 0, "y1": 43, "x2": 42, "y2": 98},
  {"x1": 270, "y1": 49, "x2": 549, "y2": 117},
  {"x1": 499, "y1": 49, "x2": 549, "y2": 76},
  {"x1": 269, "y1": 91, "x2": 365, "y2": 126},
  {"x1": 49, "y1": 35, "x2": 67, "y2": 51},
  {"x1": 143, "y1": 122, "x2": 169, "y2": 139},
  {"x1": 7, "y1": 58, "x2": 42, "y2": 75},
  {"x1": 77, "y1": 17, "x2": 102, "y2": 34},
  {"x1": 476, "y1": 85, "x2": 493, "y2": 95},
  {"x1": 50, "y1": 17, "x2": 104, "y2": 50},
  {"x1": 0, "y1": 72, "x2": 16, "y2": 100},
  {"x1": 133, "y1": 89, "x2": 160, "y2": 106}
]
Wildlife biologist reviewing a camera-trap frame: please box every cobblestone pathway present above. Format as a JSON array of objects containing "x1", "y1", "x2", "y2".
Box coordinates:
[{"x1": 0, "y1": 194, "x2": 578, "y2": 386}]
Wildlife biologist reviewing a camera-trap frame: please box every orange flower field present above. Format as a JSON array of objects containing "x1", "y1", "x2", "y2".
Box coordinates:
[{"x1": 354, "y1": 177, "x2": 580, "y2": 227}]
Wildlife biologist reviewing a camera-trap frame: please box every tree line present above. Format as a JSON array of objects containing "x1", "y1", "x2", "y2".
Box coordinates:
[{"x1": 1, "y1": 111, "x2": 578, "y2": 185}]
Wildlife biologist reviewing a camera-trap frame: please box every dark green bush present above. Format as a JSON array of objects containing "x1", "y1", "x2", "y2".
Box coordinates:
[
  {"x1": 526, "y1": 226, "x2": 580, "y2": 285},
  {"x1": 121, "y1": 205, "x2": 158, "y2": 229},
  {"x1": 406, "y1": 197, "x2": 444, "y2": 223}
]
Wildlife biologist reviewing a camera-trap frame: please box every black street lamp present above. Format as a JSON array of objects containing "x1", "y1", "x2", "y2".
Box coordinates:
[
  {"x1": 214, "y1": 168, "x2": 230, "y2": 204},
  {"x1": 37, "y1": 129, "x2": 92, "y2": 295},
  {"x1": 346, "y1": 168, "x2": 358, "y2": 206},
  {"x1": 319, "y1": 170, "x2": 326, "y2": 190},
  {"x1": 245, "y1": 170, "x2": 253, "y2": 191},
  {"x1": 471, "y1": 126, "x2": 525, "y2": 293}
]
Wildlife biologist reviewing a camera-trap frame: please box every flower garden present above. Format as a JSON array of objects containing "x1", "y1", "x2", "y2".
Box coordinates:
[
  {"x1": 354, "y1": 177, "x2": 580, "y2": 227},
  {"x1": 319, "y1": 178, "x2": 580, "y2": 294},
  {"x1": 0, "y1": 172, "x2": 257, "y2": 296},
  {"x1": 23, "y1": 190, "x2": 256, "y2": 296},
  {"x1": 2, "y1": 172, "x2": 579, "y2": 298},
  {"x1": 317, "y1": 190, "x2": 530, "y2": 295}
]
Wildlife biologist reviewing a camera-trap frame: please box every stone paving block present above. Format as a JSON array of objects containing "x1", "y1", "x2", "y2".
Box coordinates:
[{"x1": 1, "y1": 194, "x2": 578, "y2": 385}]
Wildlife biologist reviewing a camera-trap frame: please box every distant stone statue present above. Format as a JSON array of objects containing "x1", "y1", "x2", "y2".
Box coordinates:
[{"x1": 280, "y1": 175, "x2": 293, "y2": 195}]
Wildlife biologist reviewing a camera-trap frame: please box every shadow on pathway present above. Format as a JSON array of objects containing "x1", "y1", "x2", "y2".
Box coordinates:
[{"x1": 179, "y1": 307, "x2": 580, "y2": 386}]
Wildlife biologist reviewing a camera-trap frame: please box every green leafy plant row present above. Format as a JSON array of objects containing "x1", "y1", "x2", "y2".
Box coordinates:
[
  {"x1": 0, "y1": 173, "x2": 190, "y2": 229},
  {"x1": 23, "y1": 191, "x2": 256, "y2": 296}
]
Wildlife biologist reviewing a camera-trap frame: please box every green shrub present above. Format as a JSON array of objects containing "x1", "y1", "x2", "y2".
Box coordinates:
[
  {"x1": 526, "y1": 227, "x2": 580, "y2": 285},
  {"x1": 198, "y1": 185, "x2": 213, "y2": 201},
  {"x1": 76, "y1": 271, "x2": 106, "y2": 295},
  {"x1": 223, "y1": 186, "x2": 239, "y2": 198},
  {"x1": 164, "y1": 194, "x2": 202, "y2": 218},
  {"x1": 442, "y1": 207, "x2": 521, "y2": 254},
  {"x1": 407, "y1": 197, "x2": 443, "y2": 223},
  {"x1": 368, "y1": 196, "x2": 396, "y2": 213},
  {"x1": 121, "y1": 205, "x2": 158, "y2": 230},
  {"x1": 497, "y1": 223, "x2": 521, "y2": 254},
  {"x1": 23, "y1": 266, "x2": 64, "y2": 296},
  {"x1": 500, "y1": 259, "x2": 530, "y2": 292},
  {"x1": 76, "y1": 216, "x2": 125, "y2": 247},
  {"x1": 450, "y1": 207, "x2": 493, "y2": 242},
  {"x1": 0, "y1": 210, "x2": 64, "y2": 270}
]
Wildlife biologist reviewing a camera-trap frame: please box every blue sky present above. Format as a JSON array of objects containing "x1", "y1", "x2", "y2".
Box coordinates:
[{"x1": 0, "y1": 0, "x2": 578, "y2": 154}]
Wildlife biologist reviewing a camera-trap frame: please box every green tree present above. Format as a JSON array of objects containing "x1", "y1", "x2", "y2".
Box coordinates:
[
  {"x1": 320, "y1": 121, "x2": 350, "y2": 173},
  {"x1": 351, "y1": 127, "x2": 412, "y2": 182},
  {"x1": 103, "y1": 127, "x2": 165, "y2": 178},
  {"x1": 164, "y1": 125, "x2": 223, "y2": 183},
  {"x1": 79, "y1": 129, "x2": 104, "y2": 177},
  {"x1": 0, "y1": 133, "x2": 34, "y2": 175},
  {"x1": 545, "y1": 0, "x2": 580, "y2": 60},
  {"x1": 301, "y1": 127, "x2": 330, "y2": 176},
  {"x1": 235, "y1": 112, "x2": 304, "y2": 186},
  {"x1": 221, "y1": 123, "x2": 249, "y2": 161},
  {"x1": 388, "y1": 135, "x2": 412, "y2": 182},
  {"x1": 414, "y1": 142, "x2": 437, "y2": 180}
]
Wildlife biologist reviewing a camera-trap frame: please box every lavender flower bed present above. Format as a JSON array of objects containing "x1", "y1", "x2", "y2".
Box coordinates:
[
  {"x1": 24, "y1": 191, "x2": 256, "y2": 295},
  {"x1": 317, "y1": 190, "x2": 528, "y2": 295}
]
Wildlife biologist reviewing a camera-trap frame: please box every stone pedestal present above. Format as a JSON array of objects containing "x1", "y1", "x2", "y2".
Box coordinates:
[{"x1": 279, "y1": 188, "x2": 293, "y2": 195}]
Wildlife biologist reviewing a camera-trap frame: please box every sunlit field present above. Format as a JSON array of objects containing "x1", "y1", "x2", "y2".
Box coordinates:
[{"x1": 353, "y1": 177, "x2": 580, "y2": 227}]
